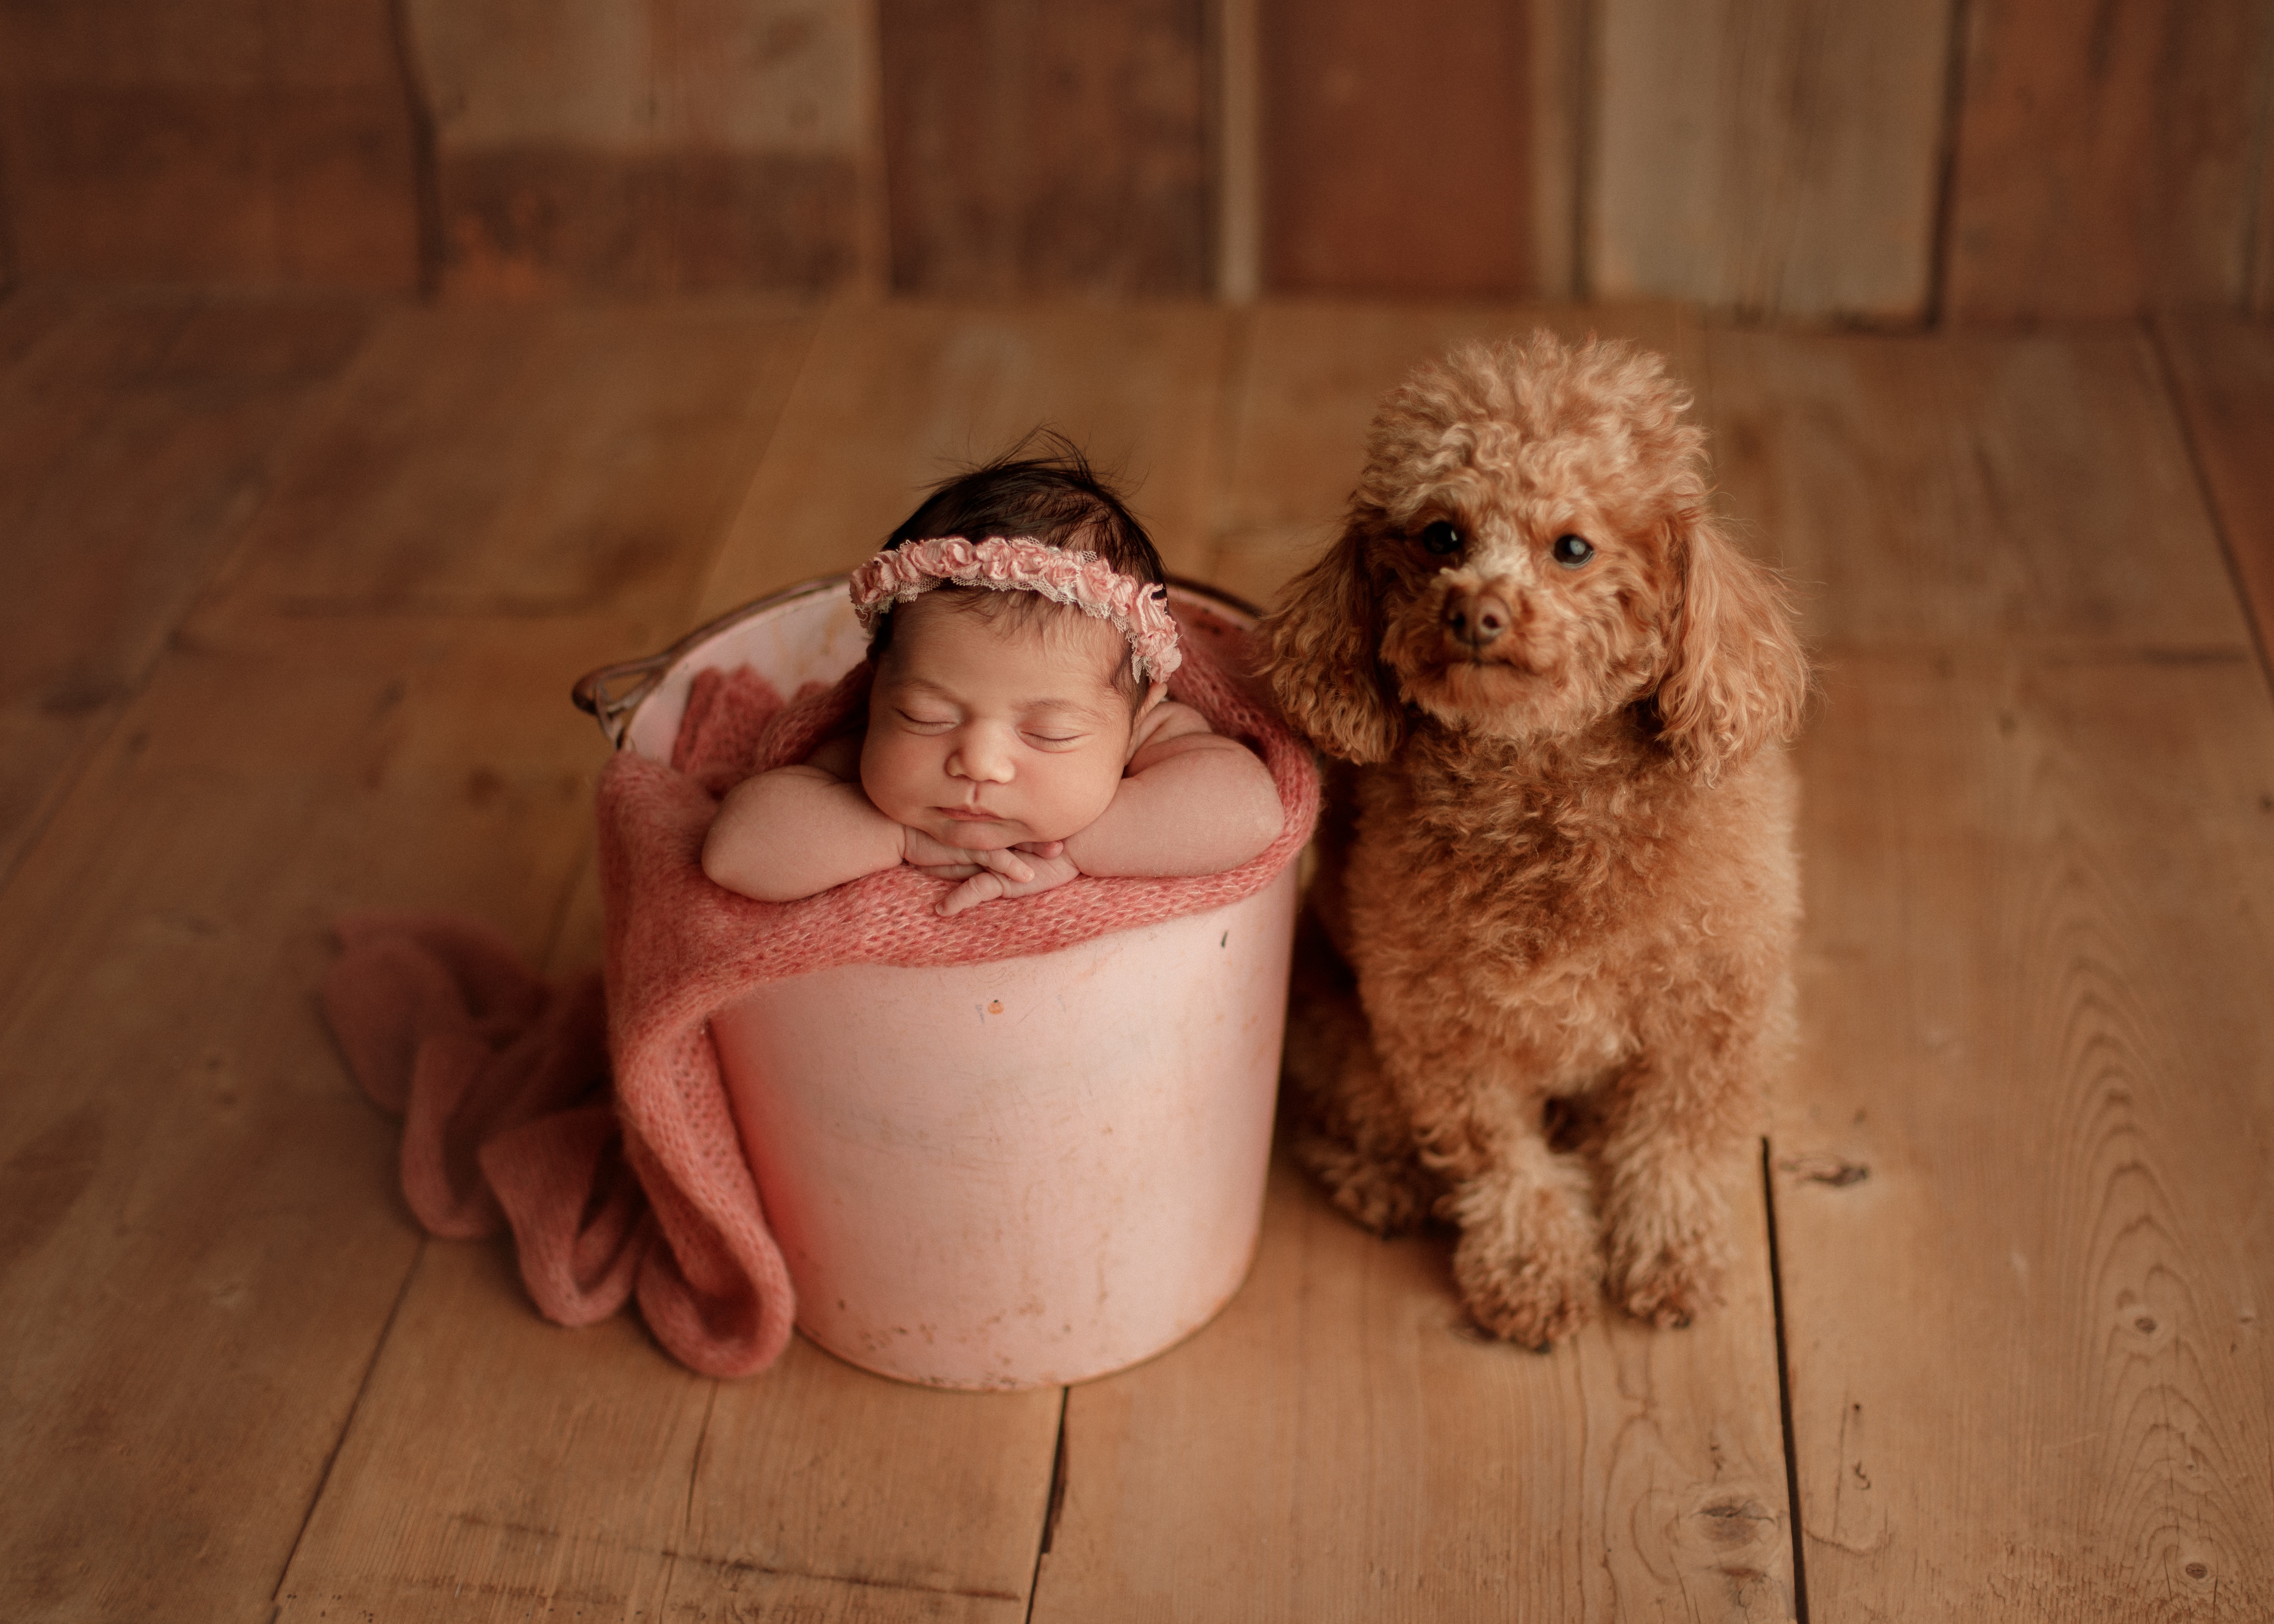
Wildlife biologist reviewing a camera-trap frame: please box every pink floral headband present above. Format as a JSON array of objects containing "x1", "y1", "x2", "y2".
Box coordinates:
[{"x1": 848, "y1": 535, "x2": 1183, "y2": 685}]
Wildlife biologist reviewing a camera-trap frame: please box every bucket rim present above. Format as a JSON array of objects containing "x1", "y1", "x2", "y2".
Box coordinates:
[{"x1": 570, "y1": 573, "x2": 1265, "y2": 750}]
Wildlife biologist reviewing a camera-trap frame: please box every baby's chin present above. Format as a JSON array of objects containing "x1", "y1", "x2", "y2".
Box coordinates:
[
  {"x1": 920, "y1": 805, "x2": 1098, "y2": 849},
  {"x1": 927, "y1": 816, "x2": 1029, "y2": 848},
  {"x1": 908, "y1": 809, "x2": 1042, "y2": 848}
]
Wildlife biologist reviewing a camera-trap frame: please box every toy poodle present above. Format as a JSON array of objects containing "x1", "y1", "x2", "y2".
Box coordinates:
[{"x1": 1259, "y1": 331, "x2": 1808, "y2": 1347}]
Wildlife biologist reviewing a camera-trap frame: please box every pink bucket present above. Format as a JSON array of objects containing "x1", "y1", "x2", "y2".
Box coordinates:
[{"x1": 577, "y1": 580, "x2": 1298, "y2": 1389}]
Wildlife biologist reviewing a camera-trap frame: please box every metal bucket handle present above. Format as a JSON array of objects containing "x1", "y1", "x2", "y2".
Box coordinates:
[
  {"x1": 569, "y1": 575, "x2": 846, "y2": 749},
  {"x1": 568, "y1": 652, "x2": 672, "y2": 749}
]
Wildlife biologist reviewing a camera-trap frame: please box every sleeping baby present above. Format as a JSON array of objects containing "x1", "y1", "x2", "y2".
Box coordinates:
[{"x1": 702, "y1": 445, "x2": 1285, "y2": 916}]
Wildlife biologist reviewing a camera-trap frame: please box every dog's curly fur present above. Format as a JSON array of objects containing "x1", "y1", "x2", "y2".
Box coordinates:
[{"x1": 1260, "y1": 332, "x2": 1808, "y2": 1347}]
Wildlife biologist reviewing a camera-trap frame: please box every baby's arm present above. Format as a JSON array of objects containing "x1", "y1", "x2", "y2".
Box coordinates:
[
  {"x1": 1061, "y1": 704, "x2": 1283, "y2": 878},
  {"x1": 702, "y1": 734, "x2": 907, "y2": 902}
]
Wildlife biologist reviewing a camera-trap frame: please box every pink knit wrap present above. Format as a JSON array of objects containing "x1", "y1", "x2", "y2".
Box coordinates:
[{"x1": 323, "y1": 613, "x2": 1317, "y2": 1377}]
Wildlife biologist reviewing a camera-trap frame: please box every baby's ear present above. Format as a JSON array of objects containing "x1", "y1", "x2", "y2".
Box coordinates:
[
  {"x1": 1653, "y1": 509, "x2": 1810, "y2": 782},
  {"x1": 1260, "y1": 517, "x2": 1405, "y2": 764}
]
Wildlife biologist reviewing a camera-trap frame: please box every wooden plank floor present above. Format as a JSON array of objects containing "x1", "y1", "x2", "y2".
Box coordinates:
[{"x1": 1, "y1": 292, "x2": 2269, "y2": 1623}]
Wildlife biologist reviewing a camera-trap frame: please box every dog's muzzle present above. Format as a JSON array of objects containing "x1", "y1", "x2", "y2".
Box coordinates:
[{"x1": 1442, "y1": 585, "x2": 1514, "y2": 653}]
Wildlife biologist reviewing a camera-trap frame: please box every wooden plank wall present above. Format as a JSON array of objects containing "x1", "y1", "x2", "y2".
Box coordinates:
[
  {"x1": 874, "y1": 0, "x2": 1213, "y2": 298},
  {"x1": 3, "y1": 3, "x2": 2274, "y2": 313},
  {"x1": 1940, "y1": 0, "x2": 2273, "y2": 322},
  {"x1": 1589, "y1": 0, "x2": 1952, "y2": 320},
  {"x1": 1256, "y1": 0, "x2": 1553, "y2": 298},
  {"x1": 401, "y1": 0, "x2": 878, "y2": 298},
  {"x1": 0, "y1": 0, "x2": 423, "y2": 291}
]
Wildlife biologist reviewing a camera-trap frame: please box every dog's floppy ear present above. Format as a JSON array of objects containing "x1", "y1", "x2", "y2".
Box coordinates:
[
  {"x1": 1260, "y1": 516, "x2": 1405, "y2": 764},
  {"x1": 1653, "y1": 509, "x2": 1809, "y2": 782}
]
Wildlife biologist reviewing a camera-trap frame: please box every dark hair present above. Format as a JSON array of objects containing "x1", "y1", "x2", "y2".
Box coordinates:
[{"x1": 867, "y1": 433, "x2": 1167, "y2": 695}]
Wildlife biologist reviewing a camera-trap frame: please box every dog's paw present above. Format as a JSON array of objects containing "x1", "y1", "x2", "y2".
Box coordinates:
[
  {"x1": 1457, "y1": 1242, "x2": 1600, "y2": 1348},
  {"x1": 1605, "y1": 1189, "x2": 1729, "y2": 1329},
  {"x1": 1293, "y1": 1131, "x2": 1435, "y2": 1234},
  {"x1": 1448, "y1": 1176, "x2": 1603, "y2": 1348}
]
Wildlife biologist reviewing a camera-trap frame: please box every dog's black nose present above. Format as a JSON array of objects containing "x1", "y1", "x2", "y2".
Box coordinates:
[{"x1": 1443, "y1": 590, "x2": 1511, "y2": 649}]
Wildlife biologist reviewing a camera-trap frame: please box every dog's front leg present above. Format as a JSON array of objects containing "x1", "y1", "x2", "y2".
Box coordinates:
[
  {"x1": 1595, "y1": 1036, "x2": 1757, "y2": 1329},
  {"x1": 1438, "y1": 1124, "x2": 1603, "y2": 1348},
  {"x1": 1376, "y1": 1013, "x2": 1603, "y2": 1347}
]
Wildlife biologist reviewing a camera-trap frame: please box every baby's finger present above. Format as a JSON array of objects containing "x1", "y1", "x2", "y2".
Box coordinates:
[
  {"x1": 978, "y1": 848, "x2": 1033, "y2": 883},
  {"x1": 936, "y1": 872, "x2": 1006, "y2": 917}
]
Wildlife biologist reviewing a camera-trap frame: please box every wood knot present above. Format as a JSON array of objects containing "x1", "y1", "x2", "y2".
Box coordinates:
[
  {"x1": 1779, "y1": 1152, "x2": 1869, "y2": 1188},
  {"x1": 1693, "y1": 1497, "x2": 1777, "y2": 1547}
]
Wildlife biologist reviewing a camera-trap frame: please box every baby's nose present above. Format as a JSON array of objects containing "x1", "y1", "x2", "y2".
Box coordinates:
[{"x1": 950, "y1": 727, "x2": 1016, "y2": 782}]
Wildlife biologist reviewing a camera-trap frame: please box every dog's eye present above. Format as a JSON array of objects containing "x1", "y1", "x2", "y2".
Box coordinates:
[
  {"x1": 1552, "y1": 533, "x2": 1595, "y2": 569},
  {"x1": 1420, "y1": 520, "x2": 1463, "y2": 556}
]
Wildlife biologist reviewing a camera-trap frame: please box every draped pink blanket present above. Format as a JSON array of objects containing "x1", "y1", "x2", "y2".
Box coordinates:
[{"x1": 324, "y1": 622, "x2": 1319, "y2": 1377}]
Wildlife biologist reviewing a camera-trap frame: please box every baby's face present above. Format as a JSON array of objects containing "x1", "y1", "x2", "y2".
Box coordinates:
[{"x1": 861, "y1": 596, "x2": 1148, "y2": 850}]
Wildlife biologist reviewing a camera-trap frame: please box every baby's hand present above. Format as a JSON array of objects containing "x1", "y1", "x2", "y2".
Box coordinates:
[
  {"x1": 902, "y1": 826, "x2": 1037, "y2": 881},
  {"x1": 935, "y1": 841, "x2": 1080, "y2": 918}
]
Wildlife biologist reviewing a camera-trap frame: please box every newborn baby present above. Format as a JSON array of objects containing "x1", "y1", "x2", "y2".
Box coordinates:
[{"x1": 703, "y1": 448, "x2": 1285, "y2": 916}]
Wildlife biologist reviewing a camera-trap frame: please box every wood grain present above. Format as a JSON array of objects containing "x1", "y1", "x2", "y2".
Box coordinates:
[
  {"x1": 217, "y1": 300, "x2": 817, "y2": 633},
  {"x1": 1590, "y1": 0, "x2": 1950, "y2": 321},
  {"x1": 277, "y1": 1239, "x2": 711, "y2": 1624},
  {"x1": 1942, "y1": 0, "x2": 2274, "y2": 321},
  {"x1": 2154, "y1": 316, "x2": 2274, "y2": 671},
  {"x1": 697, "y1": 300, "x2": 1234, "y2": 613},
  {"x1": 277, "y1": 1243, "x2": 1061, "y2": 1623},
  {"x1": 674, "y1": 1342, "x2": 1057, "y2": 1621},
  {"x1": 2256, "y1": 126, "x2": 2274, "y2": 318},
  {"x1": 1258, "y1": 0, "x2": 1539, "y2": 297},
  {"x1": 1031, "y1": 1159, "x2": 1796, "y2": 1622},
  {"x1": 1205, "y1": 301, "x2": 1693, "y2": 609},
  {"x1": 0, "y1": 149, "x2": 16, "y2": 292},
  {"x1": 432, "y1": 149, "x2": 863, "y2": 298},
  {"x1": 262, "y1": 293, "x2": 1068, "y2": 1624},
  {"x1": 1032, "y1": 294, "x2": 1791, "y2": 1621},
  {"x1": 0, "y1": 286, "x2": 75, "y2": 375},
  {"x1": 0, "y1": 607, "x2": 627, "y2": 1622},
  {"x1": 1746, "y1": 321, "x2": 2274, "y2": 1611},
  {"x1": 8, "y1": 291, "x2": 2274, "y2": 1621},
  {"x1": 1527, "y1": 0, "x2": 1585, "y2": 300},
  {"x1": 0, "y1": 294, "x2": 372, "y2": 887},
  {"x1": 404, "y1": 0, "x2": 875, "y2": 296},
  {"x1": 1779, "y1": 649, "x2": 2274, "y2": 1617},
  {"x1": 1214, "y1": 0, "x2": 1262, "y2": 301},
  {"x1": 0, "y1": 0, "x2": 422, "y2": 288},
  {"x1": 877, "y1": 0, "x2": 1211, "y2": 296},
  {"x1": 0, "y1": 295, "x2": 818, "y2": 1621},
  {"x1": 1702, "y1": 325, "x2": 2261, "y2": 651}
]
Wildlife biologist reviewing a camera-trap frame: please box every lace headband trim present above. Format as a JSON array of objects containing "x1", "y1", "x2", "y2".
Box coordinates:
[{"x1": 847, "y1": 535, "x2": 1182, "y2": 685}]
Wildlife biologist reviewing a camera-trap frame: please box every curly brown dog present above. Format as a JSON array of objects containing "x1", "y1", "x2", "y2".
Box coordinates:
[{"x1": 1260, "y1": 332, "x2": 1808, "y2": 1347}]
